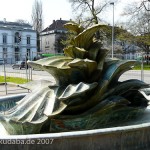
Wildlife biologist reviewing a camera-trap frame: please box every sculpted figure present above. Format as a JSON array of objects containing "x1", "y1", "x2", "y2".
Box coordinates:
[{"x1": 0, "y1": 23, "x2": 149, "y2": 134}]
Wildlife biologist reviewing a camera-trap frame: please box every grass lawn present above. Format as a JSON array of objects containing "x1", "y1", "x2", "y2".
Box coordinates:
[
  {"x1": 0, "y1": 76, "x2": 28, "y2": 84},
  {"x1": 133, "y1": 64, "x2": 150, "y2": 70}
]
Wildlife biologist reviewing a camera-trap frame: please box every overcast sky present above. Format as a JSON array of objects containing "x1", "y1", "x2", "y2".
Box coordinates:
[
  {"x1": 0, "y1": 0, "x2": 141, "y2": 29},
  {"x1": 0, "y1": 0, "x2": 72, "y2": 28}
]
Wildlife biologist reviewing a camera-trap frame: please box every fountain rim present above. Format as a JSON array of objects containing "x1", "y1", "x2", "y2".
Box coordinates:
[
  {"x1": 0, "y1": 93, "x2": 149, "y2": 140},
  {"x1": 0, "y1": 121, "x2": 149, "y2": 139}
]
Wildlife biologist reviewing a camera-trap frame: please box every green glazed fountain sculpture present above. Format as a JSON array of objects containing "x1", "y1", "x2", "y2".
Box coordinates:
[{"x1": 0, "y1": 22, "x2": 149, "y2": 135}]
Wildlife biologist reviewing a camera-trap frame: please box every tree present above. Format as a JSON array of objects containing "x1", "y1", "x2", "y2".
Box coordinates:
[
  {"x1": 68, "y1": 0, "x2": 119, "y2": 42},
  {"x1": 139, "y1": 0, "x2": 150, "y2": 11},
  {"x1": 31, "y1": 0, "x2": 43, "y2": 52},
  {"x1": 122, "y1": 0, "x2": 150, "y2": 63},
  {"x1": 54, "y1": 33, "x2": 67, "y2": 53},
  {"x1": 68, "y1": 0, "x2": 118, "y2": 27},
  {"x1": 100, "y1": 25, "x2": 134, "y2": 55}
]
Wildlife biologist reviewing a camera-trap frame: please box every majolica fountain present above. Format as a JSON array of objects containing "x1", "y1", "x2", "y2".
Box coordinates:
[{"x1": 0, "y1": 22, "x2": 150, "y2": 149}]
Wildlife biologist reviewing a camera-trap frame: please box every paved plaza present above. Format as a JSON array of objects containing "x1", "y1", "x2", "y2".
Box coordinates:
[{"x1": 0, "y1": 83, "x2": 30, "y2": 96}]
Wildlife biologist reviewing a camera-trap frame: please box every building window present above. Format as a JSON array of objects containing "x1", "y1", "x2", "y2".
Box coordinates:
[
  {"x1": 3, "y1": 34, "x2": 7, "y2": 44},
  {"x1": 27, "y1": 49, "x2": 30, "y2": 58},
  {"x1": 27, "y1": 37, "x2": 30, "y2": 45},
  {"x1": 15, "y1": 47, "x2": 20, "y2": 61},
  {"x1": 3, "y1": 48, "x2": 7, "y2": 57},
  {"x1": 15, "y1": 32, "x2": 21, "y2": 43}
]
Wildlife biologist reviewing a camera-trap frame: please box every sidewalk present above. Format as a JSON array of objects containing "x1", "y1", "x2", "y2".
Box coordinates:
[
  {"x1": 0, "y1": 83, "x2": 30, "y2": 96},
  {"x1": 0, "y1": 74, "x2": 55, "y2": 96},
  {"x1": 0, "y1": 77, "x2": 55, "y2": 96}
]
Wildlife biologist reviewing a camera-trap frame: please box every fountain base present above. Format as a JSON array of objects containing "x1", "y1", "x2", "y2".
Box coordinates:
[{"x1": 0, "y1": 94, "x2": 150, "y2": 150}]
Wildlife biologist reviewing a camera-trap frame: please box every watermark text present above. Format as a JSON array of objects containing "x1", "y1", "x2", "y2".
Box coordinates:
[{"x1": 0, "y1": 139, "x2": 54, "y2": 145}]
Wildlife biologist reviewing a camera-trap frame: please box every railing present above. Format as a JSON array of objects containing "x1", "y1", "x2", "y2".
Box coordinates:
[{"x1": 0, "y1": 52, "x2": 149, "y2": 95}]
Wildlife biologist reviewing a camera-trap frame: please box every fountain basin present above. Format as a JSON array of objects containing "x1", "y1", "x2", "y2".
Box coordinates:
[{"x1": 0, "y1": 94, "x2": 150, "y2": 150}]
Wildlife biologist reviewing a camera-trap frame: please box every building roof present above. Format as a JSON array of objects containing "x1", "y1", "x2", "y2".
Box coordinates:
[
  {"x1": 0, "y1": 21, "x2": 32, "y2": 28},
  {"x1": 42, "y1": 18, "x2": 69, "y2": 33}
]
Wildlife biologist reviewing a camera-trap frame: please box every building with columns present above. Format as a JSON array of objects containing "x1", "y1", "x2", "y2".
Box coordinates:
[{"x1": 0, "y1": 20, "x2": 37, "y2": 63}]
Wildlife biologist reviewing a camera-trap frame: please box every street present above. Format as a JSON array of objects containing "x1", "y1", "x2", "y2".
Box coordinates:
[
  {"x1": 0, "y1": 64, "x2": 150, "y2": 84},
  {"x1": 119, "y1": 70, "x2": 150, "y2": 84},
  {"x1": 0, "y1": 64, "x2": 55, "y2": 82}
]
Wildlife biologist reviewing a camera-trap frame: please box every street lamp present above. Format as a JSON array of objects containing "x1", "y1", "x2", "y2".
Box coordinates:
[{"x1": 110, "y1": 2, "x2": 114, "y2": 58}]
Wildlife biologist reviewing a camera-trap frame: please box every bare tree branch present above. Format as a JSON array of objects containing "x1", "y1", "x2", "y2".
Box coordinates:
[
  {"x1": 69, "y1": 0, "x2": 118, "y2": 26},
  {"x1": 31, "y1": 0, "x2": 43, "y2": 52}
]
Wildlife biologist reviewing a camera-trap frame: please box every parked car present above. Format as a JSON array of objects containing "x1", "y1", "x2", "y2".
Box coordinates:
[{"x1": 12, "y1": 61, "x2": 29, "y2": 69}]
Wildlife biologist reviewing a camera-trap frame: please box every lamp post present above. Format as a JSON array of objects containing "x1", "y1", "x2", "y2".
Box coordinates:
[{"x1": 110, "y1": 2, "x2": 114, "y2": 58}]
